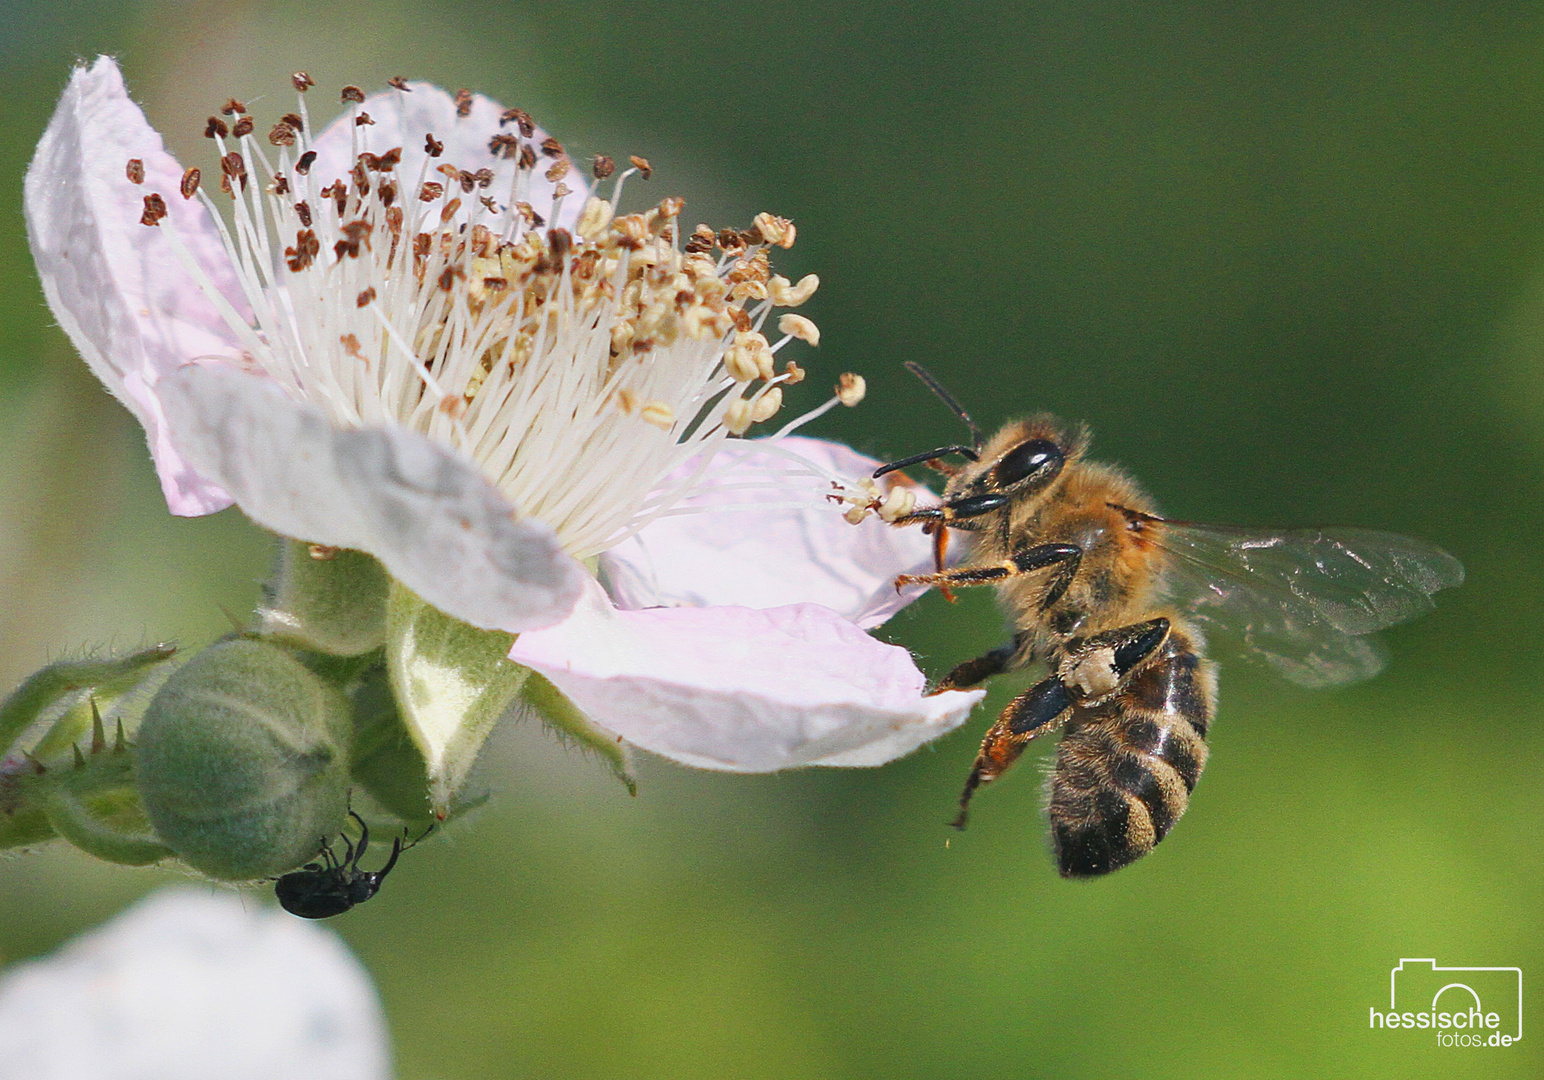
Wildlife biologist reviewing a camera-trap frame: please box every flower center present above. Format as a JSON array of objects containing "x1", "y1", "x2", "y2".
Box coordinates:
[{"x1": 137, "y1": 77, "x2": 861, "y2": 558}]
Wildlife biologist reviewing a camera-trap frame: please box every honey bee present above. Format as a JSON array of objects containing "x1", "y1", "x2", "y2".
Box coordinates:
[{"x1": 876, "y1": 362, "x2": 1463, "y2": 878}]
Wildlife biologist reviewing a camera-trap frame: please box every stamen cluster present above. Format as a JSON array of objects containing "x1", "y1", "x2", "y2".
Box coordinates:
[{"x1": 131, "y1": 75, "x2": 831, "y2": 558}]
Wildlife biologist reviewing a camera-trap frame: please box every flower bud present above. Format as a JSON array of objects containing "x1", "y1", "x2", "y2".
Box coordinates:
[
  {"x1": 258, "y1": 540, "x2": 389, "y2": 656},
  {"x1": 136, "y1": 639, "x2": 352, "y2": 880}
]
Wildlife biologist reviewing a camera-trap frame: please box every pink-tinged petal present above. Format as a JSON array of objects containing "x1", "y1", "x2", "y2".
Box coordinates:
[
  {"x1": 24, "y1": 56, "x2": 245, "y2": 516},
  {"x1": 600, "y1": 436, "x2": 936, "y2": 629},
  {"x1": 306, "y1": 82, "x2": 587, "y2": 233},
  {"x1": 508, "y1": 579, "x2": 983, "y2": 772},
  {"x1": 159, "y1": 365, "x2": 586, "y2": 633}
]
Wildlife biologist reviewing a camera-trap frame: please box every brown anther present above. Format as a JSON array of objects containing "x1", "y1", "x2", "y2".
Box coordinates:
[
  {"x1": 125, "y1": 158, "x2": 145, "y2": 184},
  {"x1": 380, "y1": 180, "x2": 397, "y2": 206},
  {"x1": 221, "y1": 151, "x2": 248, "y2": 191},
  {"x1": 783, "y1": 360, "x2": 807, "y2": 384},
  {"x1": 474, "y1": 167, "x2": 494, "y2": 188},
  {"x1": 385, "y1": 205, "x2": 403, "y2": 235},
  {"x1": 271, "y1": 174, "x2": 289, "y2": 196},
  {"x1": 294, "y1": 200, "x2": 312, "y2": 226},
  {"x1": 518, "y1": 143, "x2": 537, "y2": 170},
  {"x1": 481, "y1": 276, "x2": 508, "y2": 291},
  {"x1": 540, "y1": 136, "x2": 564, "y2": 157},
  {"x1": 548, "y1": 228, "x2": 573, "y2": 259},
  {"x1": 437, "y1": 163, "x2": 460, "y2": 179},
  {"x1": 440, "y1": 197, "x2": 463, "y2": 223},
  {"x1": 413, "y1": 233, "x2": 432, "y2": 258},
  {"x1": 232, "y1": 116, "x2": 255, "y2": 138},
  {"x1": 629, "y1": 155, "x2": 652, "y2": 179},
  {"x1": 204, "y1": 116, "x2": 228, "y2": 139},
  {"x1": 139, "y1": 192, "x2": 167, "y2": 226},
  {"x1": 268, "y1": 122, "x2": 297, "y2": 146},
  {"x1": 545, "y1": 158, "x2": 570, "y2": 182},
  {"x1": 657, "y1": 196, "x2": 684, "y2": 220},
  {"x1": 419, "y1": 181, "x2": 444, "y2": 201},
  {"x1": 552, "y1": 182, "x2": 572, "y2": 200},
  {"x1": 296, "y1": 150, "x2": 317, "y2": 175},
  {"x1": 378, "y1": 148, "x2": 402, "y2": 169},
  {"x1": 334, "y1": 238, "x2": 359, "y2": 259},
  {"x1": 388, "y1": 76, "x2": 411, "y2": 90},
  {"x1": 356, "y1": 287, "x2": 376, "y2": 307},
  {"x1": 286, "y1": 228, "x2": 320, "y2": 271},
  {"x1": 480, "y1": 196, "x2": 498, "y2": 212},
  {"x1": 180, "y1": 167, "x2": 201, "y2": 199},
  {"x1": 339, "y1": 333, "x2": 364, "y2": 361},
  {"x1": 437, "y1": 265, "x2": 465, "y2": 290},
  {"x1": 592, "y1": 154, "x2": 615, "y2": 180},
  {"x1": 716, "y1": 227, "x2": 746, "y2": 254},
  {"x1": 501, "y1": 107, "x2": 535, "y2": 137},
  {"x1": 351, "y1": 162, "x2": 371, "y2": 196},
  {"x1": 291, "y1": 71, "x2": 315, "y2": 93},
  {"x1": 281, "y1": 112, "x2": 304, "y2": 131},
  {"x1": 424, "y1": 133, "x2": 444, "y2": 157},
  {"x1": 341, "y1": 219, "x2": 374, "y2": 245},
  {"x1": 684, "y1": 224, "x2": 715, "y2": 254},
  {"x1": 220, "y1": 98, "x2": 246, "y2": 116},
  {"x1": 455, "y1": 88, "x2": 474, "y2": 117},
  {"x1": 457, "y1": 169, "x2": 476, "y2": 193},
  {"x1": 356, "y1": 111, "x2": 375, "y2": 126},
  {"x1": 341, "y1": 85, "x2": 366, "y2": 104},
  {"x1": 489, "y1": 132, "x2": 520, "y2": 158}
]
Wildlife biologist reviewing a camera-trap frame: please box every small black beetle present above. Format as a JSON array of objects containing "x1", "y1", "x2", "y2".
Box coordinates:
[{"x1": 275, "y1": 811, "x2": 426, "y2": 919}]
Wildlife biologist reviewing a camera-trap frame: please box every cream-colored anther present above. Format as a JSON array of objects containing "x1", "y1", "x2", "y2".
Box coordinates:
[
  {"x1": 876, "y1": 486, "x2": 917, "y2": 523},
  {"x1": 777, "y1": 313, "x2": 819, "y2": 346},
  {"x1": 640, "y1": 400, "x2": 674, "y2": 430},
  {"x1": 576, "y1": 196, "x2": 615, "y2": 240},
  {"x1": 753, "y1": 212, "x2": 796, "y2": 248},
  {"x1": 844, "y1": 503, "x2": 872, "y2": 525},
  {"x1": 724, "y1": 397, "x2": 754, "y2": 435},
  {"x1": 837, "y1": 372, "x2": 866, "y2": 407},
  {"x1": 769, "y1": 273, "x2": 819, "y2": 307},
  {"x1": 723, "y1": 340, "x2": 761, "y2": 382},
  {"x1": 750, "y1": 386, "x2": 783, "y2": 423}
]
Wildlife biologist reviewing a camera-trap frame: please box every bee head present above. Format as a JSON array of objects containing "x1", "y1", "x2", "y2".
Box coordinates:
[{"x1": 960, "y1": 414, "x2": 1087, "y2": 503}]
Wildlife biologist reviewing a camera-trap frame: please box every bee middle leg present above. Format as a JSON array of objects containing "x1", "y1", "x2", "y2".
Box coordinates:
[{"x1": 895, "y1": 542, "x2": 1083, "y2": 597}]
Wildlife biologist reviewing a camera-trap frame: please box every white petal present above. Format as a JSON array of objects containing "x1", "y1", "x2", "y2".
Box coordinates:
[
  {"x1": 600, "y1": 436, "x2": 937, "y2": 629},
  {"x1": 507, "y1": 579, "x2": 983, "y2": 772},
  {"x1": 160, "y1": 364, "x2": 586, "y2": 633},
  {"x1": 307, "y1": 82, "x2": 587, "y2": 232},
  {"x1": 0, "y1": 887, "x2": 389, "y2": 1080},
  {"x1": 24, "y1": 56, "x2": 243, "y2": 516}
]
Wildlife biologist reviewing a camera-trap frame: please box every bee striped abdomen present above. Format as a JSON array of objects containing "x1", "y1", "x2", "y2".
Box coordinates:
[{"x1": 1049, "y1": 625, "x2": 1214, "y2": 878}]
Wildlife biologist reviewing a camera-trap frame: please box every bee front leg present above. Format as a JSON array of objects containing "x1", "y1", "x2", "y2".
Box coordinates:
[
  {"x1": 896, "y1": 543, "x2": 1082, "y2": 595},
  {"x1": 951, "y1": 677, "x2": 1075, "y2": 830}
]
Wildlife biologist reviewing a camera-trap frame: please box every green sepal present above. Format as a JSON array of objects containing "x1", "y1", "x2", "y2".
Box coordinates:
[
  {"x1": 386, "y1": 583, "x2": 531, "y2": 815},
  {"x1": 259, "y1": 539, "x2": 390, "y2": 657},
  {"x1": 42, "y1": 747, "x2": 171, "y2": 866},
  {"x1": 519, "y1": 673, "x2": 636, "y2": 796},
  {"x1": 348, "y1": 660, "x2": 435, "y2": 826},
  {"x1": 0, "y1": 644, "x2": 176, "y2": 758}
]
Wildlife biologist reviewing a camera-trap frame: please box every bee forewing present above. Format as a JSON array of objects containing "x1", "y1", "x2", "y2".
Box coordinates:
[{"x1": 1148, "y1": 521, "x2": 1464, "y2": 688}]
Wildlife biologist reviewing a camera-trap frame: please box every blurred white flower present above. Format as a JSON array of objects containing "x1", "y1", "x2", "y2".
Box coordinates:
[
  {"x1": 0, "y1": 887, "x2": 389, "y2": 1080},
  {"x1": 24, "y1": 58, "x2": 983, "y2": 773}
]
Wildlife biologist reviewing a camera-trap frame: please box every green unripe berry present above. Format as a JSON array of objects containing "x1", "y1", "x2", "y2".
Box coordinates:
[{"x1": 136, "y1": 639, "x2": 352, "y2": 880}]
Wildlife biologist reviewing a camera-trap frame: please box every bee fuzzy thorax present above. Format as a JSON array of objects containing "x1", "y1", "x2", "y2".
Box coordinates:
[{"x1": 133, "y1": 75, "x2": 837, "y2": 560}]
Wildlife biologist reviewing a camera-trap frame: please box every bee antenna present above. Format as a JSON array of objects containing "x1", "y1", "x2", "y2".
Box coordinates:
[{"x1": 904, "y1": 361, "x2": 982, "y2": 449}]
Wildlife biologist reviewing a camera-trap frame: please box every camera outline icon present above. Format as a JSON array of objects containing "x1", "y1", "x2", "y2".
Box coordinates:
[{"x1": 1390, "y1": 958, "x2": 1522, "y2": 1041}]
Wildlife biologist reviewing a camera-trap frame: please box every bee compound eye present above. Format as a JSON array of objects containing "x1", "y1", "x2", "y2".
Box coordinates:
[{"x1": 992, "y1": 438, "x2": 1065, "y2": 488}]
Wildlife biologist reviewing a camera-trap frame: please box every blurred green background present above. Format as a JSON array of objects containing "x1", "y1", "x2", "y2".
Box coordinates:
[{"x1": 0, "y1": 2, "x2": 1538, "y2": 1077}]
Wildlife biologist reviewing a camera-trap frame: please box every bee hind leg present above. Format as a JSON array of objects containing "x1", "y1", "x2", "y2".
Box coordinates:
[{"x1": 950, "y1": 676, "x2": 1075, "y2": 830}]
